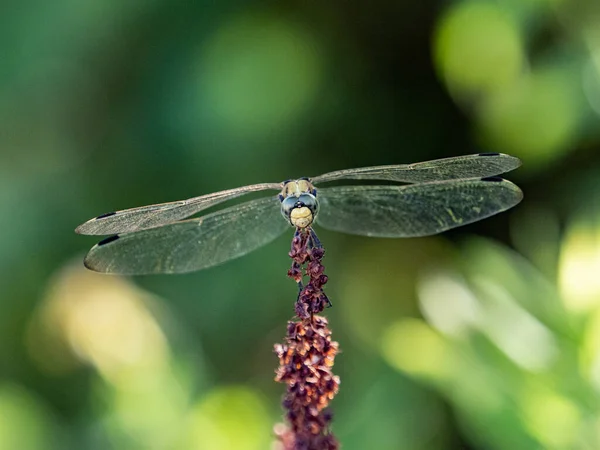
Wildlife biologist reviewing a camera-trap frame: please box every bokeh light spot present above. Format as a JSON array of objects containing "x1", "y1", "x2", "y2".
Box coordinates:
[
  {"x1": 471, "y1": 277, "x2": 558, "y2": 371},
  {"x1": 521, "y1": 387, "x2": 581, "y2": 449},
  {"x1": 559, "y1": 215, "x2": 600, "y2": 313},
  {"x1": 477, "y1": 68, "x2": 580, "y2": 165},
  {"x1": 183, "y1": 386, "x2": 270, "y2": 450},
  {"x1": 434, "y1": 1, "x2": 524, "y2": 97},
  {"x1": 0, "y1": 384, "x2": 59, "y2": 450},
  {"x1": 582, "y1": 306, "x2": 600, "y2": 391},
  {"x1": 27, "y1": 262, "x2": 170, "y2": 384},
  {"x1": 418, "y1": 271, "x2": 482, "y2": 338},
  {"x1": 196, "y1": 14, "x2": 322, "y2": 139},
  {"x1": 381, "y1": 319, "x2": 453, "y2": 381}
]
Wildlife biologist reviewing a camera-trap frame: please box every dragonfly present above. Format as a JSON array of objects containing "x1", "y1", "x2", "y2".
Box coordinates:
[{"x1": 76, "y1": 153, "x2": 523, "y2": 275}]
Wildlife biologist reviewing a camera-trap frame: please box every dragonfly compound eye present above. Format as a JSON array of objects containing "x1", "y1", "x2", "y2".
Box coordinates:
[{"x1": 280, "y1": 193, "x2": 319, "y2": 228}]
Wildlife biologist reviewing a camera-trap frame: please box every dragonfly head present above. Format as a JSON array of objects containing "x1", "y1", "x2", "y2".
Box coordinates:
[{"x1": 280, "y1": 179, "x2": 319, "y2": 229}]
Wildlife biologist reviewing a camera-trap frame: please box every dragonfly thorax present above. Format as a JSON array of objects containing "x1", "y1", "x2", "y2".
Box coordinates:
[{"x1": 280, "y1": 179, "x2": 319, "y2": 229}]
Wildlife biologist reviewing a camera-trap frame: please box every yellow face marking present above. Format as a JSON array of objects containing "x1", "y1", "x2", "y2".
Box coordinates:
[{"x1": 290, "y1": 207, "x2": 313, "y2": 228}]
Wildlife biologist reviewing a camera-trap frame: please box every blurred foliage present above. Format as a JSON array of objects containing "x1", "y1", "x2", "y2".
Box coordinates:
[{"x1": 1, "y1": 0, "x2": 600, "y2": 449}]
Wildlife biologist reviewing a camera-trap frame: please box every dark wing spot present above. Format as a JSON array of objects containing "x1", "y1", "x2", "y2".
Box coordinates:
[
  {"x1": 478, "y1": 152, "x2": 500, "y2": 156},
  {"x1": 481, "y1": 176, "x2": 504, "y2": 182},
  {"x1": 96, "y1": 211, "x2": 117, "y2": 219},
  {"x1": 98, "y1": 235, "x2": 120, "y2": 246}
]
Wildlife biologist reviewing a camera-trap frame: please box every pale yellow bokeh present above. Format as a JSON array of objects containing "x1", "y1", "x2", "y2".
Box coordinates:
[
  {"x1": 520, "y1": 383, "x2": 581, "y2": 449},
  {"x1": 0, "y1": 384, "x2": 58, "y2": 450},
  {"x1": 418, "y1": 270, "x2": 482, "y2": 338},
  {"x1": 181, "y1": 386, "x2": 271, "y2": 450},
  {"x1": 27, "y1": 262, "x2": 207, "y2": 449},
  {"x1": 558, "y1": 216, "x2": 600, "y2": 313},
  {"x1": 380, "y1": 318, "x2": 453, "y2": 382},
  {"x1": 27, "y1": 262, "x2": 170, "y2": 385},
  {"x1": 102, "y1": 374, "x2": 190, "y2": 450}
]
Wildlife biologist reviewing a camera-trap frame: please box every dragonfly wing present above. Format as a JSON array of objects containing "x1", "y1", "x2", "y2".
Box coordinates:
[
  {"x1": 315, "y1": 178, "x2": 523, "y2": 237},
  {"x1": 83, "y1": 196, "x2": 289, "y2": 274},
  {"x1": 75, "y1": 182, "x2": 281, "y2": 235},
  {"x1": 311, "y1": 153, "x2": 520, "y2": 184}
]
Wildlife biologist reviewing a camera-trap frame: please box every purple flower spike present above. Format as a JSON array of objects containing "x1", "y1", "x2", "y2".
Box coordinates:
[{"x1": 274, "y1": 229, "x2": 340, "y2": 450}]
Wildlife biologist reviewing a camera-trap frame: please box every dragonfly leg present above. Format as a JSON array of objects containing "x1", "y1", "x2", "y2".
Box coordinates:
[{"x1": 308, "y1": 228, "x2": 322, "y2": 249}]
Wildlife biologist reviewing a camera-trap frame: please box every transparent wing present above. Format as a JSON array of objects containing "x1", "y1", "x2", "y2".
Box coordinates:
[
  {"x1": 75, "y1": 182, "x2": 282, "y2": 235},
  {"x1": 311, "y1": 153, "x2": 520, "y2": 184},
  {"x1": 315, "y1": 177, "x2": 523, "y2": 237},
  {"x1": 83, "y1": 196, "x2": 289, "y2": 274}
]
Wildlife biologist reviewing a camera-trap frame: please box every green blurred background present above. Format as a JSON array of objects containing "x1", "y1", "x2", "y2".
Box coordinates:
[{"x1": 2, "y1": 0, "x2": 600, "y2": 449}]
